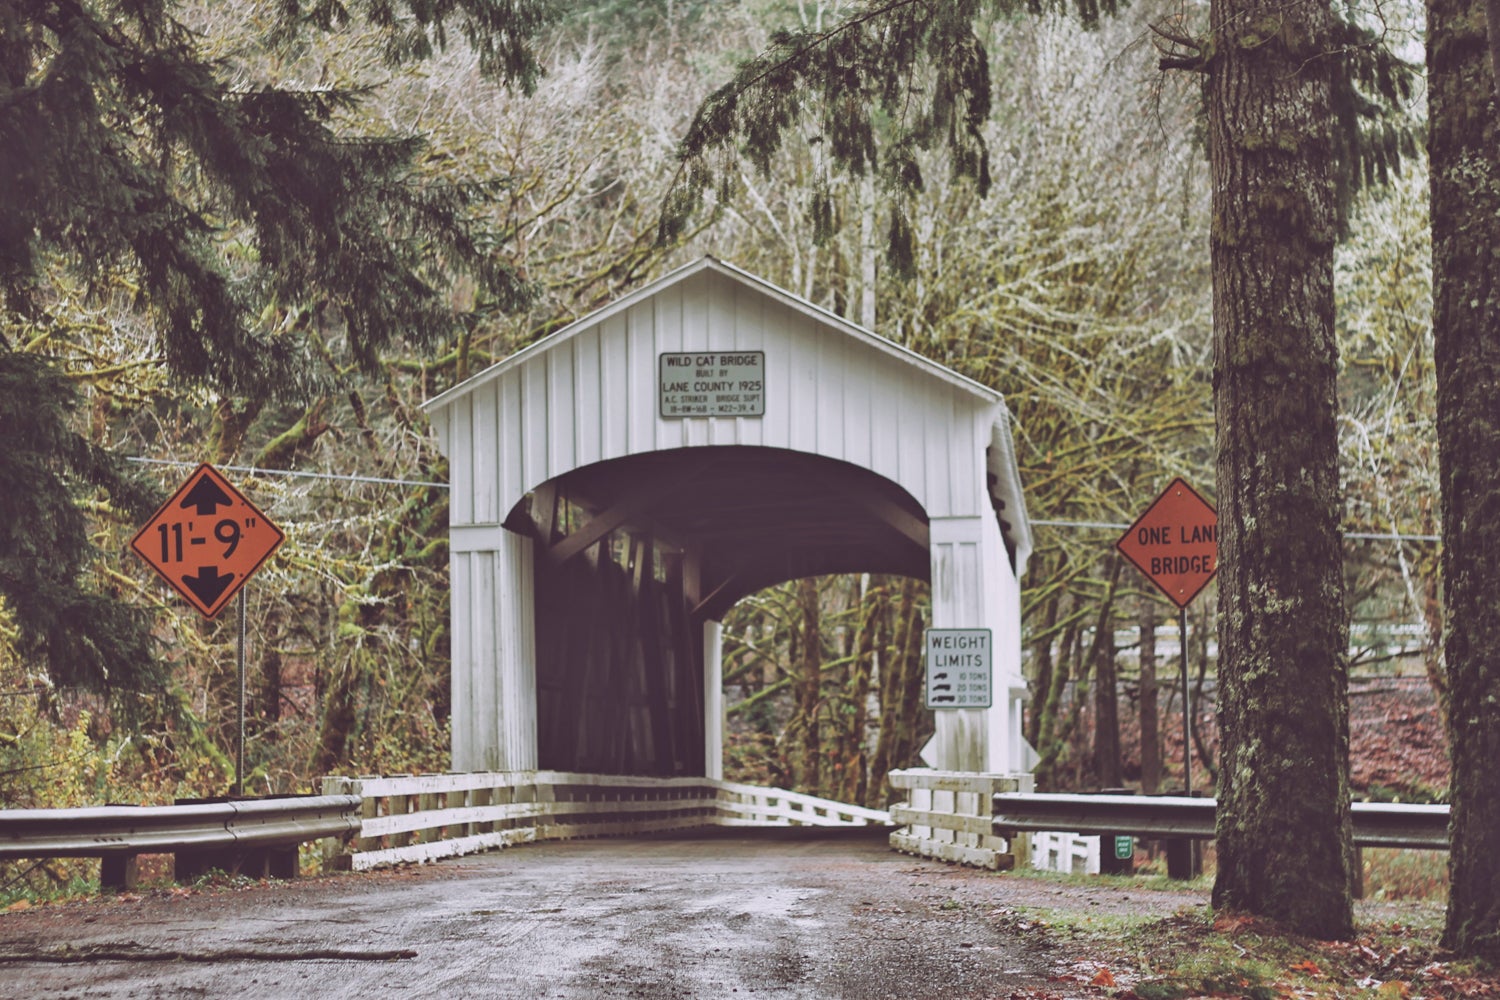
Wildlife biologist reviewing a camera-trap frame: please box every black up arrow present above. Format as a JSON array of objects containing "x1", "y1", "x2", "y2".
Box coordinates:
[
  {"x1": 181, "y1": 567, "x2": 236, "y2": 609},
  {"x1": 179, "y1": 474, "x2": 234, "y2": 517}
]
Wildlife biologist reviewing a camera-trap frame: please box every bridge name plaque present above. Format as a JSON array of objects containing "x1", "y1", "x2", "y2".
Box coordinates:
[
  {"x1": 924, "y1": 628, "x2": 992, "y2": 709},
  {"x1": 659, "y1": 351, "x2": 765, "y2": 417}
]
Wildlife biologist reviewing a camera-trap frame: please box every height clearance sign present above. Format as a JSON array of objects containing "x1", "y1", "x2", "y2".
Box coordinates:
[
  {"x1": 1115, "y1": 478, "x2": 1218, "y2": 608},
  {"x1": 130, "y1": 464, "x2": 285, "y2": 619}
]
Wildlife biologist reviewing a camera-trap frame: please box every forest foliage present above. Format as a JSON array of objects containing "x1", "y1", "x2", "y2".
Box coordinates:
[{"x1": 0, "y1": 0, "x2": 1439, "y2": 885}]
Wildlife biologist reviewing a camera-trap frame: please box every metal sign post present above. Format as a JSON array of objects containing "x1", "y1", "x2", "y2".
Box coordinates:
[
  {"x1": 1179, "y1": 608, "x2": 1191, "y2": 796},
  {"x1": 237, "y1": 590, "x2": 248, "y2": 798}
]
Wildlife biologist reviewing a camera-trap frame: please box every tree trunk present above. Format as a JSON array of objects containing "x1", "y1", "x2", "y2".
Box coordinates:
[
  {"x1": 793, "y1": 577, "x2": 823, "y2": 793},
  {"x1": 1026, "y1": 592, "x2": 1059, "y2": 751},
  {"x1": 1429, "y1": 0, "x2": 1500, "y2": 959},
  {"x1": 1091, "y1": 556, "x2": 1125, "y2": 788},
  {"x1": 1206, "y1": 0, "x2": 1354, "y2": 937},
  {"x1": 1139, "y1": 597, "x2": 1160, "y2": 794},
  {"x1": 866, "y1": 581, "x2": 900, "y2": 807},
  {"x1": 842, "y1": 575, "x2": 883, "y2": 805},
  {"x1": 866, "y1": 576, "x2": 928, "y2": 804}
]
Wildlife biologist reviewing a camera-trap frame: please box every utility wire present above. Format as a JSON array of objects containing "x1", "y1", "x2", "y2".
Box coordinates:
[
  {"x1": 1033, "y1": 519, "x2": 1438, "y2": 544},
  {"x1": 126, "y1": 457, "x2": 447, "y2": 490},
  {"x1": 126, "y1": 459, "x2": 1442, "y2": 542}
]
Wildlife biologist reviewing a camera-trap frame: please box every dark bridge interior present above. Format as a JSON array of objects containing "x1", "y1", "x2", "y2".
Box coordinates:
[{"x1": 504, "y1": 446, "x2": 932, "y2": 778}]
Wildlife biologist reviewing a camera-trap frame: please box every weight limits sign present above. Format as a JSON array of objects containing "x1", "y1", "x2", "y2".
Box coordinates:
[
  {"x1": 130, "y1": 464, "x2": 285, "y2": 619},
  {"x1": 659, "y1": 351, "x2": 764, "y2": 417},
  {"x1": 925, "y1": 629, "x2": 992, "y2": 709}
]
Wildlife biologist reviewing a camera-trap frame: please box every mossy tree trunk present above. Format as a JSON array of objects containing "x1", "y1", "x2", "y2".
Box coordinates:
[
  {"x1": 1428, "y1": 0, "x2": 1500, "y2": 960},
  {"x1": 1206, "y1": 0, "x2": 1355, "y2": 938},
  {"x1": 791, "y1": 577, "x2": 823, "y2": 791}
]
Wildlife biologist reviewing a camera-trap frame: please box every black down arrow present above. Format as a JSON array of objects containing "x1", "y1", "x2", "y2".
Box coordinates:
[{"x1": 181, "y1": 567, "x2": 236, "y2": 608}]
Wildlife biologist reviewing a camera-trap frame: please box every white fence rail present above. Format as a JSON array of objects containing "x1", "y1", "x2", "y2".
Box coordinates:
[
  {"x1": 319, "y1": 771, "x2": 890, "y2": 870},
  {"x1": 887, "y1": 769, "x2": 1034, "y2": 870}
]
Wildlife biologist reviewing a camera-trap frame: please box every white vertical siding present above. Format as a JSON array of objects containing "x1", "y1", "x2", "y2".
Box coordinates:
[
  {"x1": 841, "y1": 341, "x2": 873, "y2": 472},
  {"x1": 732, "y1": 277, "x2": 767, "y2": 448},
  {"x1": 625, "y1": 300, "x2": 655, "y2": 455},
  {"x1": 430, "y1": 259, "x2": 1028, "y2": 536},
  {"x1": 546, "y1": 340, "x2": 574, "y2": 482},
  {"x1": 448, "y1": 550, "x2": 474, "y2": 769},
  {"x1": 498, "y1": 370, "x2": 524, "y2": 518},
  {"x1": 497, "y1": 530, "x2": 537, "y2": 770},
  {"x1": 573, "y1": 328, "x2": 602, "y2": 471},
  {"x1": 449, "y1": 393, "x2": 474, "y2": 525},
  {"x1": 598, "y1": 313, "x2": 629, "y2": 462},
  {"x1": 439, "y1": 266, "x2": 996, "y2": 530},
  {"x1": 468, "y1": 549, "x2": 497, "y2": 769},
  {"x1": 470, "y1": 382, "x2": 499, "y2": 524},
  {"x1": 520, "y1": 356, "x2": 548, "y2": 504},
  {"x1": 815, "y1": 321, "x2": 845, "y2": 458}
]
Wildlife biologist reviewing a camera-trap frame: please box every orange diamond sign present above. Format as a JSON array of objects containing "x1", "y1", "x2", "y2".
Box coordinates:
[
  {"x1": 1116, "y1": 478, "x2": 1218, "y2": 608},
  {"x1": 130, "y1": 464, "x2": 285, "y2": 619}
]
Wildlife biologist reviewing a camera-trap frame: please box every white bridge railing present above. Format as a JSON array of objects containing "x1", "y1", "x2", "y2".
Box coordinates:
[
  {"x1": 887, "y1": 769, "x2": 1034, "y2": 871},
  {"x1": 319, "y1": 771, "x2": 891, "y2": 871}
]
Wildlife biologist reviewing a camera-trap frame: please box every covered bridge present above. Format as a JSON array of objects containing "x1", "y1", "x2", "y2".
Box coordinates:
[{"x1": 423, "y1": 257, "x2": 1032, "y2": 780}]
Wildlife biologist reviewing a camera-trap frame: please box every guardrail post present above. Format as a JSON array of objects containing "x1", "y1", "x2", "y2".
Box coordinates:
[
  {"x1": 1095, "y1": 788, "x2": 1135, "y2": 876},
  {"x1": 321, "y1": 776, "x2": 355, "y2": 870},
  {"x1": 1164, "y1": 790, "x2": 1202, "y2": 880},
  {"x1": 355, "y1": 776, "x2": 381, "y2": 855},
  {"x1": 99, "y1": 855, "x2": 139, "y2": 892}
]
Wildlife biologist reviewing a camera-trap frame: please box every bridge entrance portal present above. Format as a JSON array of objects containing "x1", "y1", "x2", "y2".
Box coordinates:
[{"x1": 424, "y1": 258, "x2": 1032, "y2": 779}]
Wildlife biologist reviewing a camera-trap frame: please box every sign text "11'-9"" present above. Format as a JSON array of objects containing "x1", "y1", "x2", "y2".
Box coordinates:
[{"x1": 130, "y1": 464, "x2": 285, "y2": 619}]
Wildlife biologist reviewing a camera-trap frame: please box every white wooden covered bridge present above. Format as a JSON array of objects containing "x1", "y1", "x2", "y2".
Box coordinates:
[{"x1": 423, "y1": 257, "x2": 1033, "y2": 782}]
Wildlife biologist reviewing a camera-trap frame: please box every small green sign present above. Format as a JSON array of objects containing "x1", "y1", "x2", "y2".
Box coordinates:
[{"x1": 1114, "y1": 835, "x2": 1134, "y2": 860}]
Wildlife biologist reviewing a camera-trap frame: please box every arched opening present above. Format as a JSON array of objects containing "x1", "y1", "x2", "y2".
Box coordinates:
[
  {"x1": 503, "y1": 446, "x2": 931, "y2": 776},
  {"x1": 718, "y1": 572, "x2": 934, "y2": 808}
]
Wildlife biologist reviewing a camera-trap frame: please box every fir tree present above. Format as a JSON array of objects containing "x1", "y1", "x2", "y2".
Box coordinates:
[
  {"x1": 0, "y1": 0, "x2": 555, "y2": 693},
  {"x1": 1429, "y1": 0, "x2": 1500, "y2": 960}
]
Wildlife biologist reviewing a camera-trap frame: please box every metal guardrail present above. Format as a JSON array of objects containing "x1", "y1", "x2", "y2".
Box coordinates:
[
  {"x1": 0, "y1": 795, "x2": 362, "y2": 889},
  {"x1": 993, "y1": 793, "x2": 1450, "y2": 850}
]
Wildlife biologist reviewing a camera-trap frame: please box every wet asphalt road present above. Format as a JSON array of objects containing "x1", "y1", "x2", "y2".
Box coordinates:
[{"x1": 0, "y1": 830, "x2": 1064, "y2": 999}]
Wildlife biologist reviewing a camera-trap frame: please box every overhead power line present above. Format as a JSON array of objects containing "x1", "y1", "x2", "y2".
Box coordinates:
[
  {"x1": 126, "y1": 457, "x2": 448, "y2": 490},
  {"x1": 1032, "y1": 518, "x2": 1439, "y2": 543},
  {"x1": 125, "y1": 459, "x2": 1443, "y2": 542}
]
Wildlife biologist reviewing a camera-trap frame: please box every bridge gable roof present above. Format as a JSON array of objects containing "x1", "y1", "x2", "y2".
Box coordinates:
[
  {"x1": 423, "y1": 256, "x2": 999, "y2": 412},
  {"x1": 423, "y1": 256, "x2": 1030, "y2": 574}
]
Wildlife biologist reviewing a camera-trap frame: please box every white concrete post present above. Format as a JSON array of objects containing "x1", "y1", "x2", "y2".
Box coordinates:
[{"x1": 703, "y1": 619, "x2": 724, "y2": 780}]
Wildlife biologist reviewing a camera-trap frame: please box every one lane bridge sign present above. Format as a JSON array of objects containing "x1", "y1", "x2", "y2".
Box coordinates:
[
  {"x1": 1115, "y1": 477, "x2": 1218, "y2": 608},
  {"x1": 130, "y1": 464, "x2": 285, "y2": 619}
]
